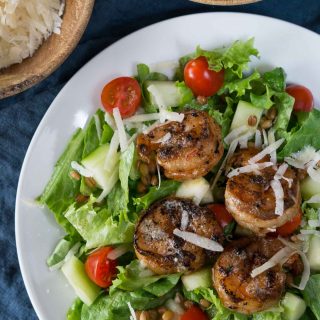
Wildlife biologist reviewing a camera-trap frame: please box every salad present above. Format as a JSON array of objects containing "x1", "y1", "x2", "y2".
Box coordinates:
[{"x1": 39, "y1": 38, "x2": 320, "y2": 320}]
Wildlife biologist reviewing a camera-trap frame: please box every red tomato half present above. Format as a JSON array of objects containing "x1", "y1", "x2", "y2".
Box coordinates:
[
  {"x1": 101, "y1": 77, "x2": 141, "y2": 118},
  {"x1": 286, "y1": 84, "x2": 314, "y2": 112},
  {"x1": 84, "y1": 247, "x2": 117, "y2": 288},
  {"x1": 207, "y1": 204, "x2": 234, "y2": 229},
  {"x1": 184, "y1": 56, "x2": 224, "y2": 97},
  {"x1": 276, "y1": 209, "x2": 302, "y2": 237},
  {"x1": 181, "y1": 306, "x2": 209, "y2": 320}
]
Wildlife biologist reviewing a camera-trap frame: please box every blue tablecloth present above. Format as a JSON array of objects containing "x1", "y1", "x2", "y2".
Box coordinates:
[{"x1": 0, "y1": 0, "x2": 319, "y2": 318}]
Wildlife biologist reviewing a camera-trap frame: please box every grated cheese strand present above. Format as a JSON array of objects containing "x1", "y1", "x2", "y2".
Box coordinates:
[
  {"x1": 113, "y1": 107, "x2": 128, "y2": 152},
  {"x1": 227, "y1": 162, "x2": 274, "y2": 178},
  {"x1": 249, "y1": 139, "x2": 284, "y2": 164},
  {"x1": 270, "y1": 179, "x2": 284, "y2": 216}
]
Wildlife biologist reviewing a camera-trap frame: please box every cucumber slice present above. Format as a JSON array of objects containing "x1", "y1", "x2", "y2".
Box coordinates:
[
  {"x1": 61, "y1": 256, "x2": 100, "y2": 306},
  {"x1": 307, "y1": 235, "x2": 320, "y2": 271},
  {"x1": 81, "y1": 144, "x2": 119, "y2": 191},
  {"x1": 146, "y1": 81, "x2": 182, "y2": 109},
  {"x1": 230, "y1": 100, "x2": 263, "y2": 131},
  {"x1": 176, "y1": 177, "x2": 210, "y2": 205},
  {"x1": 182, "y1": 268, "x2": 212, "y2": 291},
  {"x1": 301, "y1": 177, "x2": 320, "y2": 208},
  {"x1": 281, "y1": 292, "x2": 306, "y2": 320}
]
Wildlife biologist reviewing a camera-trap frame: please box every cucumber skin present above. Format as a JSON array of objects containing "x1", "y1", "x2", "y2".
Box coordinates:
[
  {"x1": 281, "y1": 292, "x2": 306, "y2": 320},
  {"x1": 231, "y1": 100, "x2": 263, "y2": 131},
  {"x1": 307, "y1": 235, "x2": 320, "y2": 271},
  {"x1": 61, "y1": 256, "x2": 100, "y2": 306},
  {"x1": 182, "y1": 268, "x2": 212, "y2": 291},
  {"x1": 301, "y1": 177, "x2": 320, "y2": 208}
]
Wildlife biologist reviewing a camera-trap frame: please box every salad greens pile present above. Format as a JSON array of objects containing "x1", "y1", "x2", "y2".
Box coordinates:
[{"x1": 39, "y1": 39, "x2": 320, "y2": 320}]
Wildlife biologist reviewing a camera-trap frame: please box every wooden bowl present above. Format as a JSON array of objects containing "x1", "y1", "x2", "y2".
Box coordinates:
[
  {"x1": 191, "y1": 0, "x2": 261, "y2": 5},
  {"x1": 0, "y1": 0, "x2": 95, "y2": 99}
]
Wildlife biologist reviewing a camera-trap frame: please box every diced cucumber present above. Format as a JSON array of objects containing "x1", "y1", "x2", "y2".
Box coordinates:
[
  {"x1": 182, "y1": 268, "x2": 212, "y2": 291},
  {"x1": 176, "y1": 177, "x2": 210, "y2": 205},
  {"x1": 81, "y1": 144, "x2": 119, "y2": 191},
  {"x1": 201, "y1": 188, "x2": 214, "y2": 204},
  {"x1": 146, "y1": 81, "x2": 182, "y2": 109},
  {"x1": 230, "y1": 100, "x2": 264, "y2": 131},
  {"x1": 61, "y1": 256, "x2": 100, "y2": 306},
  {"x1": 307, "y1": 235, "x2": 320, "y2": 271},
  {"x1": 281, "y1": 292, "x2": 306, "y2": 320},
  {"x1": 301, "y1": 177, "x2": 320, "y2": 208}
]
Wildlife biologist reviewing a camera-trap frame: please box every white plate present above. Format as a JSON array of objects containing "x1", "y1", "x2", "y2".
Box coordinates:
[{"x1": 16, "y1": 12, "x2": 320, "y2": 320}]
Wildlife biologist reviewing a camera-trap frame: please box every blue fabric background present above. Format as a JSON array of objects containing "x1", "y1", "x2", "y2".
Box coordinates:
[{"x1": 0, "y1": 0, "x2": 319, "y2": 319}]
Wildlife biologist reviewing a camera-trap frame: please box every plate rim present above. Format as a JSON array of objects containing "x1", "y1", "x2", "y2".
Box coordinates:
[{"x1": 15, "y1": 11, "x2": 320, "y2": 320}]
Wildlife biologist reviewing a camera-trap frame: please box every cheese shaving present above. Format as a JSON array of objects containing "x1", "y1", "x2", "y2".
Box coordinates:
[
  {"x1": 173, "y1": 229, "x2": 224, "y2": 252},
  {"x1": 270, "y1": 179, "x2": 284, "y2": 216},
  {"x1": 305, "y1": 194, "x2": 320, "y2": 204},
  {"x1": 224, "y1": 125, "x2": 248, "y2": 145},
  {"x1": 267, "y1": 129, "x2": 277, "y2": 164},
  {"x1": 152, "y1": 132, "x2": 171, "y2": 144},
  {"x1": 104, "y1": 130, "x2": 119, "y2": 171},
  {"x1": 104, "y1": 112, "x2": 116, "y2": 130},
  {"x1": 93, "y1": 114, "x2": 101, "y2": 141},
  {"x1": 180, "y1": 210, "x2": 189, "y2": 231},
  {"x1": 113, "y1": 108, "x2": 128, "y2": 152},
  {"x1": 124, "y1": 113, "x2": 160, "y2": 123},
  {"x1": 255, "y1": 130, "x2": 262, "y2": 148},
  {"x1": 71, "y1": 161, "x2": 93, "y2": 178},
  {"x1": 262, "y1": 129, "x2": 268, "y2": 147},
  {"x1": 159, "y1": 109, "x2": 184, "y2": 123},
  {"x1": 0, "y1": 0, "x2": 64, "y2": 69},
  {"x1": 227, "y1": 162, "x2": 274, "y2": 178},
  {"x1": 251, "y1": 246, "x2": 293, "y2": 278},
  {"x1": 107, "y1": 245, "x2": 130, "y2": 260},
  {"x1": 128, "y1": 302, "x2": 137, "y2": 320},
  {"x1": 249, "y1": 139, "x2": 284, "y2": 164}
]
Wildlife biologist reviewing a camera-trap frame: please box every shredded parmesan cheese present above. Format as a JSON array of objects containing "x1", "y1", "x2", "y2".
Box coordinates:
[
  {"x1": 93, "y1": 114, "x2": 101, "y2": 141},
  {"x1": 305, "y1": 195, "x2": 320, "y2": 204},
  {"x1": 267, "y1": 129, "x2": 277, "y2": 164},
  {"x1": 224, "y1": 125, "x2": 248, "y2": 145},
  {"x1": 262, "y1": 129, "x2": 268, "y2": 147},
  {"x1": 251, "y1": 246, "x2": 293, "y2": 278},
  {"x1": 249, "y1": 139, "x2": 284, "y2": 164},
  {"x1": 255, "y1": 130, "x2": 262, "y2": 148},
  {"x1": 173, "y1": 229, "x2": 224, "y2": 252},
  {"x1": 180, "y1": 210, "x2": 189, "y2": 231},
  {"x1": 113, "y1": 108, "x2": 128, "y2": 152},
  {"x1": 104, "y1": 112, "x2": 116, "y2": 130},
  {"x1": 159, "y1": 109, "x2": 184, "y2": 123},
  {"x1": 71, "y1": 161, "x2": 93, "y2": 177},
  {"x1": 227, "y1": 162, "x2": 274, "y2": 178},
  {"x1": 124, "y1": 113, "x2": 160, "y2": 123},
  {"x1": 104, "y1": 130, "x2": 119, "y2": 171},
  {"x1": 270, "y1": 179, "x2": 284, "y2": 216},
  {"x1": 0, "y1": 0, "x2": 64, "y2": 69},
  {"x1": 107, "y1": 245, "x2": 130, "y2": 260},
  {"x1": 152, "y1": 132, "x2": 171, "y2": 144},
  {"x1": 128, "y1": 302, "x2": 137, "y2": 320}
]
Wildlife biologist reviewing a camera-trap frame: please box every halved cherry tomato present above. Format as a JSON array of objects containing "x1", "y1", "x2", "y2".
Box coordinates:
[
  {"x1": 84, "y1": 247, "x2": 117, "y2": 288},
  {"x1": 184, "y1": 56, "x2": 224, "y2": 97},
  {"x1": 101, "y1": 77, "x2": 141, "y2": 118},
  {"x1": 286, "y1": 84, "x2": 314, "y2": 112},
  {"x1": 276, "y1": 209, "x2": 302, "y2": 236},
  {"x1": 181, "y1": 306, "x2": 209, "y2": 320},
  {"x1": 207, "y1": 204, "x2": 233, "y2": 228}
]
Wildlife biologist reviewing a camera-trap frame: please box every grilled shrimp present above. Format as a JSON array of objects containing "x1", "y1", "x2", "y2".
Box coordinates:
[
  {"x1": 213, "y1": 237, "x2": 303, "y2": 314},
  {"x1": 134, "y1": 197, "x2": 224, "y2": 274},
  {"x1": 136, "y1": 110, "x2": 223, "y2": 181},
  {"x1": 225, "y1": 147, "x2": 301, "y2": 235}
]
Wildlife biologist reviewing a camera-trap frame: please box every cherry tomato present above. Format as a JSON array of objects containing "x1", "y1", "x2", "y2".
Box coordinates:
[
  {"x1": 101, "y1": 77, "x2": 141, "y2": 118},
  {"x1": 286, "y1": 84, "x2": 314, "y2": 112},
  {"x1": 84, "y1": 247, "x2": 117, "y2": 288},
  {"x1": 181, "y1": 306, "x2": 209, "y2": 320},
  {"x1": 276, "y1": 210, "x2": 302, "y2": 236},
  {"x1": 184, "y1": 56, "x2": 224, "y2": 97},
  {"x1": 207, "y1": 204, "x2": 234, "y2": 228}
]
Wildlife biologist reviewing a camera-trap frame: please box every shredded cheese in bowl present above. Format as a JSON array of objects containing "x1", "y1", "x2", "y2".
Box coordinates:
[{"x1": 0, "y1": 0, "x2": 64, "y2": 70}]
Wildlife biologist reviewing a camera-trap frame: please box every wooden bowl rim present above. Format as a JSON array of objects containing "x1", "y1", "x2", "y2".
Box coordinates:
[{"x1": 0, "y1": 0, "x2": 95, "y2": 100}]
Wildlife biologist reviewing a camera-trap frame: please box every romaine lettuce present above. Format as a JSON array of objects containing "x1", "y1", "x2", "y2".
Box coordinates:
[{"x1": 303, "y1": 274, "x2": 320, "y2": 320}]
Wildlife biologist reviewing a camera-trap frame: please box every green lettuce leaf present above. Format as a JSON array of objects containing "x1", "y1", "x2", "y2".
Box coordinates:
[
  {"x1": 184, "y1": 287, "x2": 248, "y2": 320},
  {"x1": 67, "y1": 298, "x2": 83, "y2": 320},
  {"x1": 46, "y1": 237, "x2": 80, "y2": 267},
  {"x1": 278, "y1": 109, "x2": 320, "y2": 159},
  {"x1": 64, "y1": 199, "x2": 135, "y2": 249},
  {"x1": 196, "y1": 38, "x2": 259, "y2": 78},
  {"x1": 111, "y1": 260, "x2": 180, "y2": 296},
  {"x1": 252, "y1": 309, "x2": 283, "y2": 320},
  {"x1": 175, "y1": 81, "x2": 194, "y2": 106},
  {"x1": 136, "y1": 63, "x2": 168, "y2": 113},
  {"x1": 81, "y1": 289, "x2": 175, "y2": 320},
  {"x1": 133, "y1": 180, "x2": 181, "y2": 211},
  {"x1": 38, "y1": 128, "x2": 84, "y2": 236},
  {"x1": 303, "y1": 274, "x2": 320, "y2": 320},
  {"x1": 262, "y1": 67, "x2": 286, "y2": 92}
]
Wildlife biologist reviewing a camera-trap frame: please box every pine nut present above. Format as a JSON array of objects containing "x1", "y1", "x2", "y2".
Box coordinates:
[
  {"x1": 197, "y1": 95, "x2": 208, "y2": 105},
  {"x1": 140, "y1": 310, "x2": 149, "y2": 320},
  {"x1": 260, "y1": 117, "x2": 272, "y2": 129},
  {"x1": 137, "y1": 182, "x2": 147, "y2": 194},
  {"x1": 162, "y1": 310, "x2": 174, "y2": 320},
  {"x1": 247, "y1": 115, "x2": 257, "y2": 127},
  {"x1": 150, "y1": 175, "x2": 158, "y2": 186},
  {"x1": 140, "y1": 162, "x2": 150, "y2": 177},
  {"x1": 148, "y1": 161, "x2": 157, "y2": 175},
  {"x1": 69, "y1": 170, "x2": 80, "y2": 180},
  {"x1": 200, "y1": 299, "x2": 211, "y2": 308},
  {"x1": 84, "y1": 177, "x2": 96, "y2": 188},
  {"x1": 141, "y1": 175, "x2": 150, "y2": 186},
  {"x1": 75, "y1": 194, "x2": 88, "y2": 203},
  {"x1": 266, "y1": 106, "x2": 277, "y2": 120}
]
